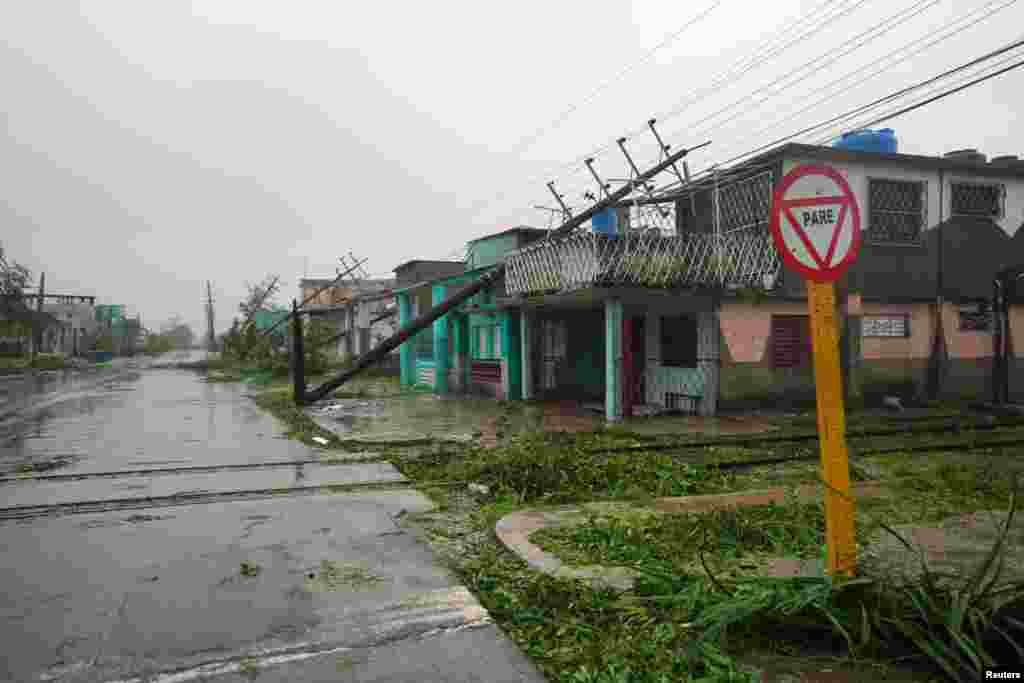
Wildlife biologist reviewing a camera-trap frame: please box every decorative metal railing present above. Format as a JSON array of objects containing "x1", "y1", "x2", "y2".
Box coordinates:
[
  {"x1": 505, "y1": 230, "x2": 780, "y2": 295},
  {"x1": 505, "y1": 169, "x2": 781, "y2": 296}
]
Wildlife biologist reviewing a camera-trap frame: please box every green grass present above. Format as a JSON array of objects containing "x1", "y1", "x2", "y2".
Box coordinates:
[
  {"x1": 0, "y1": 353, "x2": 68, "y2": 371},
  {"x1": 396, "y1": 432, "x2": 753, "y2": 506},
  {"x1": 532, "y1": 501, "x2": 828, "y2": 579},
  {"x1": 397, "y1": 428, "x2": 1024, "y2": 682},
  {"x1": 239, "y1": 560, "x2": 261, "y2": 577},
  {"x1": 305, "y1": 559, "x2": 384, "y2": 591}
]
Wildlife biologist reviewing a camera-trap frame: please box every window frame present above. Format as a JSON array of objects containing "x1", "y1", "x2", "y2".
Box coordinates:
[
  {"x1": 958, "y1": 303, "x2": 994, "y2": 333},
  {"x1": 950, "y1": 180, "x2": 1005, "y2": 219},
  {"x1": 866, "y1": 177, "x2": 928, "y2": 247},
  {"x1": 862, "y1": 314, "x2": 911, "y2": 339},
  {"x1": 659, "y1": 314, "x2": 698, "y2": 369}
]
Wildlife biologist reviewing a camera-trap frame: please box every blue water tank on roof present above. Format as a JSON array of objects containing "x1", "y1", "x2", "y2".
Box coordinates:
[
  {"x1": 591, "y1": 208, "x2": 618, "y2": 236},
  {"x1": 833, "y1": 128, "x2": 898, "y2": 154}
]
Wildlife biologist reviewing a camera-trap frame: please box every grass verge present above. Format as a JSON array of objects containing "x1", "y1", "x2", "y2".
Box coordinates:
[{"x1": 396, "y1": 431, "x2": 1024, "y2": 682}]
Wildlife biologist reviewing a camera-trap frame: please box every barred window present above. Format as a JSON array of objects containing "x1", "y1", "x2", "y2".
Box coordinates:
[
  {"x1": 868, "y1": 178, "x2": 925, "y2": 245},
  {"x1": 951, "y1": 182, "x2": 1003, "y2": 218},
  {"x1": 959, "y1": 305, "x2": 993, "y2": 333},
  {"x1": 863, "y1": 315, "x2": 909, "y2": 338}
]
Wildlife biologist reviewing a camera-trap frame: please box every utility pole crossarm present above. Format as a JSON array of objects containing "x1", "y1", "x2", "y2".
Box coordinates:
[{"x1": 258, "y1": 257, "x2": 368, "y2": 339}]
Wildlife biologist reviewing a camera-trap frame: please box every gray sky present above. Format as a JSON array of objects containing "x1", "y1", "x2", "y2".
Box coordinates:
[{"x1": 4, "y1": 1, "x2": 1022, "y2": 335}]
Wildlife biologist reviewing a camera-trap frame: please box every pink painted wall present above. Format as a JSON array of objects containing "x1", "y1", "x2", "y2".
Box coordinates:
[
  {"x1": 860, "y1": 303, "x2": 931, "y2": 361},
  {"x1": 1011, "y1": 307, "x2": 1024, "y2": 355},
  {"x1": 722, "y1": 301, "x2": 1024, "y2": 363},
  {"x1": 719, "y1": 302, "x2": 806, "y2": 363},
  {"x1": 941, "y1": 303, "x2": 992, "y2": 360}
]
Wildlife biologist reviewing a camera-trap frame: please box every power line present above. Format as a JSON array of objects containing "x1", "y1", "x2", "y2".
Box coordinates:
[
  {"x1": 650, "y1": 36, "x2": 1024, "y2": 197},
  {"x1": 676, "y1": 0, "x2": 1018, "y2": 167},
  {"x1": 657, "y1": 0, "x2": 941, "y2": 148},
  {"x1": 491, "y1": 0, "x2": 1007, "y2": 224},
  {"x1": 465, "y1": 0, "x2": 861, "y2": 222},
  {"x1": 460, "y1": 1, "x2": 724, "y2": 219},
  {"x1": 554, "y1": 0, "x2": 936, "y2": 197},
  {"x1": 507, "y1": 2, "x2": 722, "y2": 156}
]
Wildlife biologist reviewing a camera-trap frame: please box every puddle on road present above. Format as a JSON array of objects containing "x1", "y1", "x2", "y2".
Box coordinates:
[
  {"x1": 0, "y1": 369, "x2": 319, "y2": 476},
  {"x1": 306, "y1": 392, "x2": 548, "y2": 444}
]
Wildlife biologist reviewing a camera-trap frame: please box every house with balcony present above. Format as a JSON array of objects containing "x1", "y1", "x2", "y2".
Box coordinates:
[
  {"x1": 394, "y1": 134, "x2": 1024, "y2": 421},
  {"x1": 709, "y1": 142, "x2": 1024, "y2": 406}
]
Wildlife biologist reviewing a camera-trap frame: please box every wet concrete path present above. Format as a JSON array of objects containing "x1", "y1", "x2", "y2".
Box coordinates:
[{"x1": 0, "y1": 355, "x2": 542, "y2": 682}]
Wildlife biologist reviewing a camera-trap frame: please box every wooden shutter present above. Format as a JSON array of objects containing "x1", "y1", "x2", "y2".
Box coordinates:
[{"x1": 772, "y1": 315, "x2": 810, "y2": 368}]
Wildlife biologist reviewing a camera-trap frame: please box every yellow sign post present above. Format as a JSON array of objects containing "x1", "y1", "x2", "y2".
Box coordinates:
[
  {"x1": 807, "y1": 280, "x2": 856, "y2": 576},
  {"x1": 768, "y1": 164, "x2": 862, "y2": 578}
]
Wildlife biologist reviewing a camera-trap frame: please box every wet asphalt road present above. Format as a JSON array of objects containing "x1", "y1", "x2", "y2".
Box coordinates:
[{"x1": 0, "y1": 352, "x2": 542, "y2": 683}]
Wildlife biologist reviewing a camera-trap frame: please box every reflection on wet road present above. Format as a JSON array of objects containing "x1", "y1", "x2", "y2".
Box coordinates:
[{"x1": 1, "y1": 363, "x2": 314, "y2": 476}]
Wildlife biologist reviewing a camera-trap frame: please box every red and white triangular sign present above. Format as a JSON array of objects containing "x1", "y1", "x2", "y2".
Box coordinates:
[{"x1": 769, "y1": 164, "x2": 861, "y2": 282}]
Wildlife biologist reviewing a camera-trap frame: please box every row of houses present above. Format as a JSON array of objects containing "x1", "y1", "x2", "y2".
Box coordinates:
[
  {"x1": 373, "y1": 138, "x2": 1024, "y2": 421},
  {"x1": 0, "y1": 296, "x2": 140, "y2": 356}
]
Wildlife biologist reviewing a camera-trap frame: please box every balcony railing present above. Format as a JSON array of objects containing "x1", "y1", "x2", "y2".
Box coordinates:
[{"x1": 505, "y1": 229, "x2": 781, "y2": 296}]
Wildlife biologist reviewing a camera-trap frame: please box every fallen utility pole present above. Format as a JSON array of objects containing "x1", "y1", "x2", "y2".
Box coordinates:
[{"x1": 302, "y1": 140, "x2": 708, "y2": 405}]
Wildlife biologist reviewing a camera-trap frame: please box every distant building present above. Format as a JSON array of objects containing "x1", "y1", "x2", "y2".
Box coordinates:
[
  {"x1": 41, "y1": 297, "x2": 99, "y2": 355},
  {"x1": 299, "y1": 277, "x2": 400, "y2": 361}
]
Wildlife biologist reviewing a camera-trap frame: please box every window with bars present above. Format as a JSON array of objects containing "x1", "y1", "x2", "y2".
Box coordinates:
[
  {"x1": 716, "y1": 171, "x2": 773, "y2": 234},
  {"x1": 959, "y1": 304, "x2": 993, "y2": 333},
  {"x1": 867, "y1": 178, "x2": 926, "y2": 245},
  {"x1": 771, "y1": 315, "x2": 811, "y2": 368},
  {"x1": 951, "y1": 182, "x2": 1003, "y2": 218},
  {"x1": 862, "y1": 315, "x2": 910, "y2": 338}
]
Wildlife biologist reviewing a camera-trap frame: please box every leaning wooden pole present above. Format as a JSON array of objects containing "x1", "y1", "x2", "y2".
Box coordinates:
[
  {"x1": 291, "y1": 300, "x2": 306, "y2": 404},
  {"x1": 302, "y1": 141, "x2": 708, "y2": 405}
]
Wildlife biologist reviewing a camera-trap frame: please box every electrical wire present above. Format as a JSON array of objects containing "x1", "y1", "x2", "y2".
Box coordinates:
[
  {"x1": 488, "y1": 0, "x2": 1016, "y2": 226},
  {"x1": 460, "y1": 0, "x2": 725, "y2": 218},
  {"x1": 472, "y1": 2, "x2": 1022, "y2": 256},
  {"x1": 657, "y1": 0, "x2": 941, "y2": 150},
  {"x1": 675, "y1": 0, "x2": 1018, "y2": 168},
  {"x1": 650, "y1": 38, "x2": 1024, "y2": 197},
  {"x1": 465, "y1": 0, "x2": 861, "y2": 222}
]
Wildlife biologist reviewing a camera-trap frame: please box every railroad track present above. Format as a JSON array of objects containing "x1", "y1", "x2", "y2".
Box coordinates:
[{"x1": 0, "y1": 479, "x2": 417, "y2": 521}]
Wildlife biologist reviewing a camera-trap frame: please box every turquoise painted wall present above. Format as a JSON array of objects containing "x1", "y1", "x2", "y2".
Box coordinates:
[{"x1": 467, "y1": 233, "x2": 520, "y2": 269}]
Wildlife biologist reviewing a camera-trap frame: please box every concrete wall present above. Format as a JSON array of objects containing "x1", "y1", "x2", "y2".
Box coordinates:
[
  {"x1": 41, "y1": 302, "x2": 98, "y2": 354},
  {"x1": 468, "y1": 233, "x2": 520, "y2": 270},
  {"x1": 782, "y1": 156, "x2": 1024, "y2": 238},
  {"x1": 719, "y1": 298, "x2": 1024, "y2": 405}
]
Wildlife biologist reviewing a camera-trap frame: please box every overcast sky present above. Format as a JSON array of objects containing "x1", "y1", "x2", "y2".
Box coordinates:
[{"x1": 4, "y1": 1, "x2": 1022, "y2": 335}]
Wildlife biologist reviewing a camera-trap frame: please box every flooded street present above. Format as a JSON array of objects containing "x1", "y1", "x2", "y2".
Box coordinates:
[{"x1": 0, "y1": 356, "x2": 542, "y2": 683}]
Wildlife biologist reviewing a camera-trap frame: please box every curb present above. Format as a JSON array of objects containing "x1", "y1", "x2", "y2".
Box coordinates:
[{"x1": 495, "y1": 482, "x2": 890, "y2": 591}]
